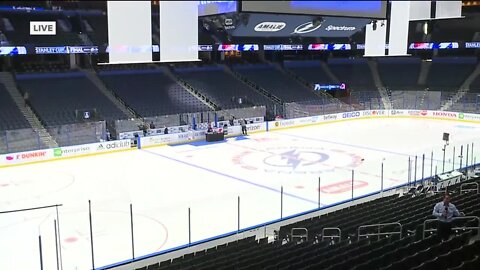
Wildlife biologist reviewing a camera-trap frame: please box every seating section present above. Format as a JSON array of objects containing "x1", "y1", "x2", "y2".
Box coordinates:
[
  {"x1": 15, "y1": 62, "x2": 71, "y2": 73},
  {"x1": 284, "y1": 60, "x2": 335, "y2": 85},
  {"x1": 99, "y1": 69, "x2": 212, "y2": 117},
  {"x1": 377, "y1": 57, "x2": 422, "y2": 91},
  {"x1": 134, "y1": 176, "x2": 480, "y2": 270},
  {"x1": 233, "y1": 64, "x2": 320, "y2": 102},
  {"x1": 0, "y1": 10, "x2": 82, "y2": 46},
  {"x1": 469, "y1": 72, "x2": 480, "y2": 93},
  {"x1": 0, "y1": 84, "x2": 44, "y2": 154},
  {"x1": 81, "y1": 12, "x2": 108, "y2": 47},
  {"x1": 426, "y1": 57, "x2": 477, "y2": 91},
  {"x1": 174, "y1": 66, "x2": 273, "y2": 109},
  {"x1": 327, "y1": 58, "x2": 376, "y2": 91},
  {"x1": 15, "y1": 72, "x2": 127, "y2": 126},
  {"x1": 280, "y1": 177, "x2": 480, "y2": 242},
  {"x1": 348, "y1": 91, "x2": 384, "y2": 109},
  {"x1": 0, "y1": 84, "x2": 30, "y2": 130}
]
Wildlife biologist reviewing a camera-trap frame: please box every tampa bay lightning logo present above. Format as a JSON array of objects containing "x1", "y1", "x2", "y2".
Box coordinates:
[
  {"x1": 292, "y1": 21, "x2": 323, "y2": 34},
  {"x1": 263, "y1": 149, "x2": 329, "y2": 170},
  {"x1": 231, "y1": 146, "x2": 363, "y2": 175}
]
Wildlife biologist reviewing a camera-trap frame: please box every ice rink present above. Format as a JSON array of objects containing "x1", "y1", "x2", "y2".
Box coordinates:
[{"x1": 1, "y1": 117, "x2": 480, "y2": 270}]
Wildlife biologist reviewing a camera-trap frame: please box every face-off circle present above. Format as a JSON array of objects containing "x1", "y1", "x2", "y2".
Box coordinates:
[
  {"x1": 0, "y1": 172, "x2": 75, "y2": 203},
  {"x1": 232, "y1": 146, "x2": 363, "y2": 175}
]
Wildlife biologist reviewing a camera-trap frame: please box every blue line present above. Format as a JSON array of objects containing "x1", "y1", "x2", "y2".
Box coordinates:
[
  {"x1": 275, "y1": 131, "x2": 455, "y2": 164},
  {"x1": 141, "y1": 149, "x2": 322, "y2": 206}
]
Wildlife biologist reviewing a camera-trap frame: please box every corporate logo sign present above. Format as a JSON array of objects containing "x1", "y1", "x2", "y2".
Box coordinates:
[
  {"x1": 432, "y1": 111, "x2": 457, "y2": 118},
  {"x1": 53, "y1": 146, "x2": 91, "y2": 157},
  {"x1": 342, "y1": 111, "x2": 360, "y2": 119},
  {"x1": 462, "y1": 113, "x2": 480, "y2": 121},
  {"x1": 273, "y1": 120, "x2": 295, "y2": 128},
  {"x1": 325, "y1": 25, "x2": 356, "y2": 31},
  {"x1": 254, "y1": 22, "x2": 286, "y2": 32},
  {"x1": 225, "y1": 13, "x2": 368, "y2": 37},
  {"x1": 407, "y1": 110, "x2": 428, "y2": 116},
  {"x1": 362, "y1": 110, "x2": 385, "y2": 117},
  {"x1": 324, "y1": 114, "x2": 338, "y2": 121},
  {"x1": 96, "y1": 140, "x2": 131, "y2": 151},
  {"x1": 292, "y1": 21, "x2": 323, "y2": 34},
  {"x1": 4, "y1": 149, "x2": 50, "y2": 164},
  {"x1": 390, "y1": 110, "x2": 405, "y2": 116}
]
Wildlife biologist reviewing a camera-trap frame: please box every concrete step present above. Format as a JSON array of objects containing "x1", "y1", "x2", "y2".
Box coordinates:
[{"x1": 0, "y1": 71, "x2": 58, "y2": 148}]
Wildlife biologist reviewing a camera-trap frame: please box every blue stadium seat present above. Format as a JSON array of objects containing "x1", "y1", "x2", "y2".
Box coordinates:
[
  {"x1": 16, "y1": 71, "x2": 127, "y2": 126},
  {"x1": 99, "y1": 69, "x2": 212, "y2": 117}
]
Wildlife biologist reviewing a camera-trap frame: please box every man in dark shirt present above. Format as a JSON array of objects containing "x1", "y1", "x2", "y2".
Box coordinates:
[{"x1": 241, "y1": 119, "x2": 247, "y2": 135}]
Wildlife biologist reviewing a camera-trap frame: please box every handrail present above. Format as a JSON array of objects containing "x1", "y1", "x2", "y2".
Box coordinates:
[
  {"x1": 460, "y1": 182, "x2": 479, "y2": 194},
  {"x1": 422, "y1": 216, "x2": 480, "y2": 239},
  {"x1": 321, "y1": 227, "x2": 341, "y2": 242},
  {"x1": 357, "y1": 222, "x2": 402, "y2": 241},
  {"x1": 291, "y1": 227, "x2": 308, "y2": 242}
]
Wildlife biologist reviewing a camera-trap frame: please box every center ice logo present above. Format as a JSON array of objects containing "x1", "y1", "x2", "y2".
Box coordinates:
[
  {"x1": 232, "y1": 146, "x2": 363, "y2": 174},
  {"x1": 263, "y1": 149, "x2": 329, "y2": 170}
]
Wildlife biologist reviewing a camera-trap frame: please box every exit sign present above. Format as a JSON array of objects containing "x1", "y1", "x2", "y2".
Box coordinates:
[{"x1": 30, "y1": 21, "x2": 56, "y2": 35}]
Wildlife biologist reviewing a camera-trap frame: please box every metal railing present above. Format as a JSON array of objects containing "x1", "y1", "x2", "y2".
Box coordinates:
[
  {"x1": 291, "y1": 228, "x2": 308, "y2": 242},
  {"x1": 422, "y1": 216, "x2": 480, "y2": 239},
  {"x1": 321, "y1": 227, "x2": 342, "y2": 242},
  {"x1": 357, "y1": 222, "x2": 402, "y2": 241},
  {"x1": 460, "y1": 182, "x2": 480, "y2": 194},
  {"x1": 1, "y1": 121, "x2": 106, "y2": 154}
]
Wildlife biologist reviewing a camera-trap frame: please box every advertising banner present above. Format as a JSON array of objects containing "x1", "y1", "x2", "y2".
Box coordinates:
[
  {"x1": 52, "y1": 145, "x2": 92, "y2": 158},
  {"x1": 223, "y1": 13, "x2": 369, "y2": 37},
  {"x1": 94, "y1": 140, "x2": 131, "y2": 153},
  {"x1": 141, "y1": 123, "x2": 266, "y2": 147},
  {"x1": 429, "y1": 111, "x2": 458, "y2": 119},
  {"x1": 323, "y1": 113, "x2": 340, "y2": 122},
  {"x1": 389, "y1": 110, "x2": 406, "y2": 116},
  {"x1": 0, "y1": 46, "x2": 27, "y2": 55},
  {"x1": 341, "y1": 111, "x2": 361, "y2": 119},
  {"x1": 362, "y1": 110, "x2": 387, "y2": 117},
  {"x1": 461, "y1": 113, "x2": 480, "y2": 122},
  {"x1": 1, "y1": 148, "x2": 52, "y2": 166}
]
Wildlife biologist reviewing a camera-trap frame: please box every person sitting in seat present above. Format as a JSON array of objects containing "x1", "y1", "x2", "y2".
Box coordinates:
[{"x1": 432, "y1": 193, "x2": 463, "y2": 241}]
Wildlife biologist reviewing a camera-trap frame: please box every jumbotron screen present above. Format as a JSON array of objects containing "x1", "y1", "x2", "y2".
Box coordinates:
[{"x1": 241, "y1": 1, "x2": 387, "y2": 19}]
